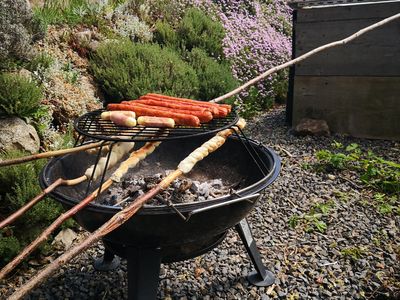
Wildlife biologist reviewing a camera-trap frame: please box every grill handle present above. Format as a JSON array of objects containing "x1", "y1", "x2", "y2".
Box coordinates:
[{"x1": 185, "y1": 193, "x2": 260, "y2": 221}]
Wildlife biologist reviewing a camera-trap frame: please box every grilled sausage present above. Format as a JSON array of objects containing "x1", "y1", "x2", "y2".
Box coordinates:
[
  {"x1": 140, "y1": 94, "x2": 221, "y2": 116},
  {"x1": 137, "y1": 116, "x2": 175, "y2": 128},
  {"x1": 122, "y1": 101, "x2": 213, "y2": 123},
  {"x1": 143, "y1": 93, "x2": 231, "y2": 117},
  {"x1": 107, "y1": 103, "x2": 200, "y2": 127}
]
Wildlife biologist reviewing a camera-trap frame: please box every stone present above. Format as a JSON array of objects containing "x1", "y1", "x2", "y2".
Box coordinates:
[
  {"x1": 294, "y1": 118, "x2": 330, "y2": 136},
  {"x1": 52, "y1": 228, "x2": 77, "y2": 249},
  {"x1": 0, "y1": 117, "x2": 40, "y2": 154},
  {"x1": 87, "y1": 40, "x2": 100, "y2": 52},
  {"x1": 73, "y1": 30, "x2": 92, "y2": 45}
]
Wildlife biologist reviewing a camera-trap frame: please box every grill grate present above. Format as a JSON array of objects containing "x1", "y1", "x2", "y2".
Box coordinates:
[{"x1": 74, "y1": 109, "x2": 239, "y2": 142}]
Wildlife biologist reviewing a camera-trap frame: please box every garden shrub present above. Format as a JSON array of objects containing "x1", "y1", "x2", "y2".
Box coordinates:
[
  {"x1": 0, "y1": 0, "x2": 45, "y2": 62},
  {"x1": 184, "y1": 0, "x2": 292, "y2": 115},
  {"x1": 90, "y1": 41, "x2": 199, "y2": 101},
  {"x1": 112, "y1": 14, "x2": 153, "y2": 43},
  {"x1": 187, "y1": 48, "x2": 237, "y2": 101},
  {"x1": 27, "y1": 53, "x2": 54, "y2": 73},
  {"x1": 177, "y1": 8, "x2": 225, "y2": 59},
  {"x1": 154, "y1": 20, "x2": 178, "y2": 49},
  {"x1": 114, "y1": 0, "x2": 190, "y2": 25},
  {"x1": 218, "y1": 1, "x2": 292, "y2": 115},
  {"x1": 0, "y1": 151, "x2": 71, "y2": 267},
  {"x1": 0, "y1": 73, "x2": 43, "y2": 118}
]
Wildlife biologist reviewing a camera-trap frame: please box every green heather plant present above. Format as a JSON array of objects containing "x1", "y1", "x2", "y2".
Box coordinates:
[
  {"x1": 0, "y1": 151, "x2": 74, "y2": 266},
  {"x1": 90, "y1": 41, "x2": 199, "y2": 101},
  {"x1": 187, "y1": 48, "x2": 237, "y2": 100},
  {"x1": 177, "y1": 8, "x2": 225, "y2": 59},
  {"x1": 154, "y1": 20, "x2": 178, "y2": 49},
  {"x1": 0, "y1": 73, "x2": 42, "y2": 118},
  {"x1": 27, "y1": 53, "x2": 54, "y2": 73}
]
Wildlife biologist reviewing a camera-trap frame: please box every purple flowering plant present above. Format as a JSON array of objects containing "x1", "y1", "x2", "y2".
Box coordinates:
[{"x1": 186, "y1": 0, "x2": 292, "y2": 115}]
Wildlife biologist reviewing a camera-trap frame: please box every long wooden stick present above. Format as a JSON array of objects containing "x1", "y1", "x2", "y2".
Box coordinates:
[
  {"x1": 8, "y1": 119, "x2": 246, "y2": 300},
  {"x1": 0, "y1": 141, "x2": 108, "y2": 167},
  {"x1": 211, "y1": 12, "x2": 400, "y2": 103},
  {"x1": 0, "y1": 141, "x2": 131, "y2": 230},
  {"x1": 0, "y1": 141, "x2": 159, "y2": 281},
  {"x1": 0, "y1": 176, "x2": 86, "y2": 230}
]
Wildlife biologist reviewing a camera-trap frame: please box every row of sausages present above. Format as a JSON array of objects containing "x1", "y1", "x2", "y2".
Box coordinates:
[{"x1": 107, "y1": 93, "x2": 232, "y2": 127}]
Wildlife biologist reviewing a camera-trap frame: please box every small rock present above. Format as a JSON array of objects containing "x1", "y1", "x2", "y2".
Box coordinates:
[
  {"x1": 52, "y1": 228, "x2": 77, "y2": 249},
  {"x1": 294, "y1": 118, "x2": 330, "y2": 136},
  {"x1": 73, "y1": 30, "x2": 92, "y2": 45},
  {"x1": 327, "y1": 174, "x2": 336, "y2": 180},
  {"x1": 87, "y1": 40, "x2": 100, "y2": 52},
  {"x1": 0, "y1": 117, "x2": 40, "y2": 154}
]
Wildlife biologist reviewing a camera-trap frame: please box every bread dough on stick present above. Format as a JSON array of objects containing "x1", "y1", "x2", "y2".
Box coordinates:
[
  {"x1": 111, "y1": 142, "x2": 161, "y2": 182},
  {"x1": 85, "y1": 142, "x2": 135, "y2": 181},
  {"x1": 178, "y1": 118, "x2": 246, "y2": 174}
]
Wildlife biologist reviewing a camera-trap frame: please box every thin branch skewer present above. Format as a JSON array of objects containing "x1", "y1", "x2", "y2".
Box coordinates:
[
  {"x1": 8, "y1": 119, "x2": 246, "y2": 300},
  {"x1": 0, "y1": 141, "x2": 132, "y2": 230},
  {"x1": 0, "y1": 176, "x2": 86, "y2": 230},
  {"x1": 0, "y1": 141, "x2": 109, "y2": 167},
  {"x1": 211, "y1": 12, "x2": 400, "y2": 103}
]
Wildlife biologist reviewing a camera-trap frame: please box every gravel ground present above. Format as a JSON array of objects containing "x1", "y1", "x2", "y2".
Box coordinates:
[{"x1": 2, "y1": 107, "x2": 399, "y2": 299}]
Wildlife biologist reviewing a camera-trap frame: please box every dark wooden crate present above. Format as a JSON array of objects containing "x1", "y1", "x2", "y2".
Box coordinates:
[{"x1": 287, "y1": 1, "x2": 400, "y2": 140}]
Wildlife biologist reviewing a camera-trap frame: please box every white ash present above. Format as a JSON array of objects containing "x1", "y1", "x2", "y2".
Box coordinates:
[{"x1": 100, "y1": 171, "x2": 233, "y2": 207}]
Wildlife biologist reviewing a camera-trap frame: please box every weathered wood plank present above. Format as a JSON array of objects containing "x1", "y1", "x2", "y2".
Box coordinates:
[
  {"x1": 296, "y1": 1, "x2": 400, "y2": 23},
  {"x1": 294, "y1": 18, "x2": 400, "y2": 76},
  {"x1": 292, "y1": 76, "x2": 400, "y2": 140}
]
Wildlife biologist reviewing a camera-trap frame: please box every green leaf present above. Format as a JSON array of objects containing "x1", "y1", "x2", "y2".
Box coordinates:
[
  {"x1": 345, "y1": 143, "x2": 359, "y2": 152},
  {"x1": 314, "y1": 220, "x2": 327, "y2": 232}
]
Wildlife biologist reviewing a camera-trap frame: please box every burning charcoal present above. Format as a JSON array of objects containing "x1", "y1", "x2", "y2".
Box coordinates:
[
  {"x1": 183, "y1": 194, "x2": 195, "y2": 203},
  {"x1": 137, "y1": 179, "x2": 146, "y2": 186},
  {"x1": 211, "y1": 179, "x2": 223, "y2": 189},
  {"x1": 126, "y1": 185, "x2": 141, "y2": 198},
  {"x1": 198, "y1": 183, "x2": 210, "y2": 198},
  {"x1": 178, "y1": 179, "x2": 192, "y2": 192},
  {"x1": 121, "y1": 179, "x2": 129, "y2": 189},
  {"x1": 171, "y1": 179, "x2": 180, "y2": 189},
  {"x1": 190, "y1": 181, "x2": 200, "y2": 193}
]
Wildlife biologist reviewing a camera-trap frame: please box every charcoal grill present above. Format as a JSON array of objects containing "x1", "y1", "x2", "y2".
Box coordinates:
[{"x1": 40, "y1": 109, "x2": 281, "y2": 299}]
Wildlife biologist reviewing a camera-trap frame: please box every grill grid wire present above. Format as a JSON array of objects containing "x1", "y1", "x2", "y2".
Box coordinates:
[{"x1": 74, "y1": 109, "x2": 239, "y2": 142}]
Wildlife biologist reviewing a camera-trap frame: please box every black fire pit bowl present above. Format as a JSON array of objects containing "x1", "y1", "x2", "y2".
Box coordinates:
[{"x1": 40, "y1": 136, "x2": 280, "y2": 297}]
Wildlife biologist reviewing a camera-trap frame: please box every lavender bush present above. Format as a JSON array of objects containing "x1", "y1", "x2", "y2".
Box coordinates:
[{"x1": 187, "y1": 0, "x2": 292, "y2": 115}]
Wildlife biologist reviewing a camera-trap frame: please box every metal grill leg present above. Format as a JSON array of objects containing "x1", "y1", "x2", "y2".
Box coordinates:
[
  {"x1": 235, "y1": 218, "x2": 275, "y2": 287},
  {"x1": 127, "y1": 247, "x2": 161, "y2": 300},
  {"x1": 93, "y1": 247, "x2": 120, "y2": 271}
]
